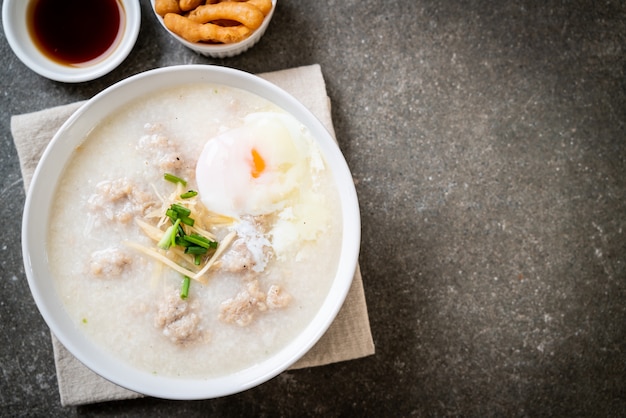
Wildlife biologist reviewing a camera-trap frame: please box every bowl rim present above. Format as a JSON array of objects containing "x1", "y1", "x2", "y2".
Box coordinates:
[
  {"x1": 2, "y1": 0, "x2": 141, "y2": 83},
  {"x1": 22, "y1": 64, "x2": 361, "y2": 399}
]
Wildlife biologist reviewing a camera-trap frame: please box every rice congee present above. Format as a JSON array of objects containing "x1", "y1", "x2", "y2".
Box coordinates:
[{"x1": 47, "y1": 83, "x2": 342, "y2": 378}]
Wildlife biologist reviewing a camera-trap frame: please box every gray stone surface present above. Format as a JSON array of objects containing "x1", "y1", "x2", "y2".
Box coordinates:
[{"x1": 1, "y1": 0, "x2": 625, "y2": 416}]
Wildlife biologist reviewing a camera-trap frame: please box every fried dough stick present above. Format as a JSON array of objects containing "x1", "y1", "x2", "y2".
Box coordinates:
[
  {"x1": 179, "y1": 0, "x2": 204, "y2": 11},
  {"x1": 164, "y1": 13, "x2": 252, "y2": 43},
  {"x1": 187, "y1": 2, "x2": 264, "y2": 29},
  {"x1": 249, "y1": 0, "x2": 273, "y2": 16},
  {"x1": 155, "y1": 0, "x2": 181, "y2": 16},
  {"x1": 234, "y1": 0, "x2": 273, "y2": 16}
]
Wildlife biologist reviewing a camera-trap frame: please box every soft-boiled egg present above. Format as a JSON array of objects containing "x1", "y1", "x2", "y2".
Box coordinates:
[
  {"x1": 196, "y1": 111, "x2": 330, "y2": 259},
  {"x1": 196, "y1": 112, "x2": 312, "y2": 219}
]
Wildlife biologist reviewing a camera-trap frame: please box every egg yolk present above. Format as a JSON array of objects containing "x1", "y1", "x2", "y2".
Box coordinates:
[{"x1": 250, "y1": 148, "x2": 266, "y2": 178}]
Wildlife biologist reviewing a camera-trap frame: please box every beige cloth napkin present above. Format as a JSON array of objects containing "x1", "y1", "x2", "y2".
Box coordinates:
[{"x1": 11, "y1": 64, "x2": 375, "y2": 406}]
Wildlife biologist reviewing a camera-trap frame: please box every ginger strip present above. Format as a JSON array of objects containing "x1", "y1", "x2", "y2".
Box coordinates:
[{"x1": 123, "y1": 241, "x2": 203, "y2": 282}]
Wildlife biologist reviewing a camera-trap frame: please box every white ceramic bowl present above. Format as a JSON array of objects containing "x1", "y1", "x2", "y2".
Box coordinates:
[
  {"x1": 22, "y1": 65, "x2": 360, "y2": 400},
  {"x1": 2, "y1": 0, "x2": 140, "y2": 83},
  {"x1": 150, "y1": 0, "x2": 276, "y2": 58}
]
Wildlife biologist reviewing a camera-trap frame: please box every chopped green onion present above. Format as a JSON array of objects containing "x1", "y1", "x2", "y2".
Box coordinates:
[
  {"x1": 179, "y1": 216, "x2": 195, "y2": 227},
  {"x1": 170, "y1": 219, "x2": 181, "y2": 248},
  {"x1": 180, "y1": 276, "x2": 191, "y2": 300},
  {"x1": 157, "y1": 218, "x2": 181, "y2": 250},
  {"x1": 170, "y1": 203, "x2": 191, "y2": 218},
  {"x1": 175, "y1": 236, "x2": 191, "y2": 247},
  {"x1": 180, "y1": 190, "x2": 198, "y2": 199},
  {"x1": 184, "y1": 233, "x2": 217, "y2": 249},
  {"x1": 184, "y1": 246, "x2": 208, "y2": 255},
  {"x1": 194, "y1": 254, "x2": 202, "y2": 265},
  {"x1": 158, "y1": 224, "x2": 176, "y2": 250},
  {"x1": 166, "y1": 204, "x2": 195, "y2": 226},
  {"x1": 164, "y1": 173, "x2": 187, "y2": 186},
  {"x1": 165, "y1": 208, "x2": 178, "y2": 222}
]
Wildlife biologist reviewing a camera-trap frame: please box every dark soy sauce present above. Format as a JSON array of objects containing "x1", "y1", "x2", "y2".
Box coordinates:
[{"x1": 28, "y1": 0, "x2": 124, "y2": 67}]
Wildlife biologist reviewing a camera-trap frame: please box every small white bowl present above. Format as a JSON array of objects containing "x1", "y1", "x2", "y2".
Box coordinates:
[
  {"x1": 2, "y1": 0, "x2": 140, "y2": 83},
  {"x1": 22, "y1": 65, "x2": 360, "y2": 399},
  {"x1": 151, "y1": 0, "x2": 276, "y2": 58}
]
